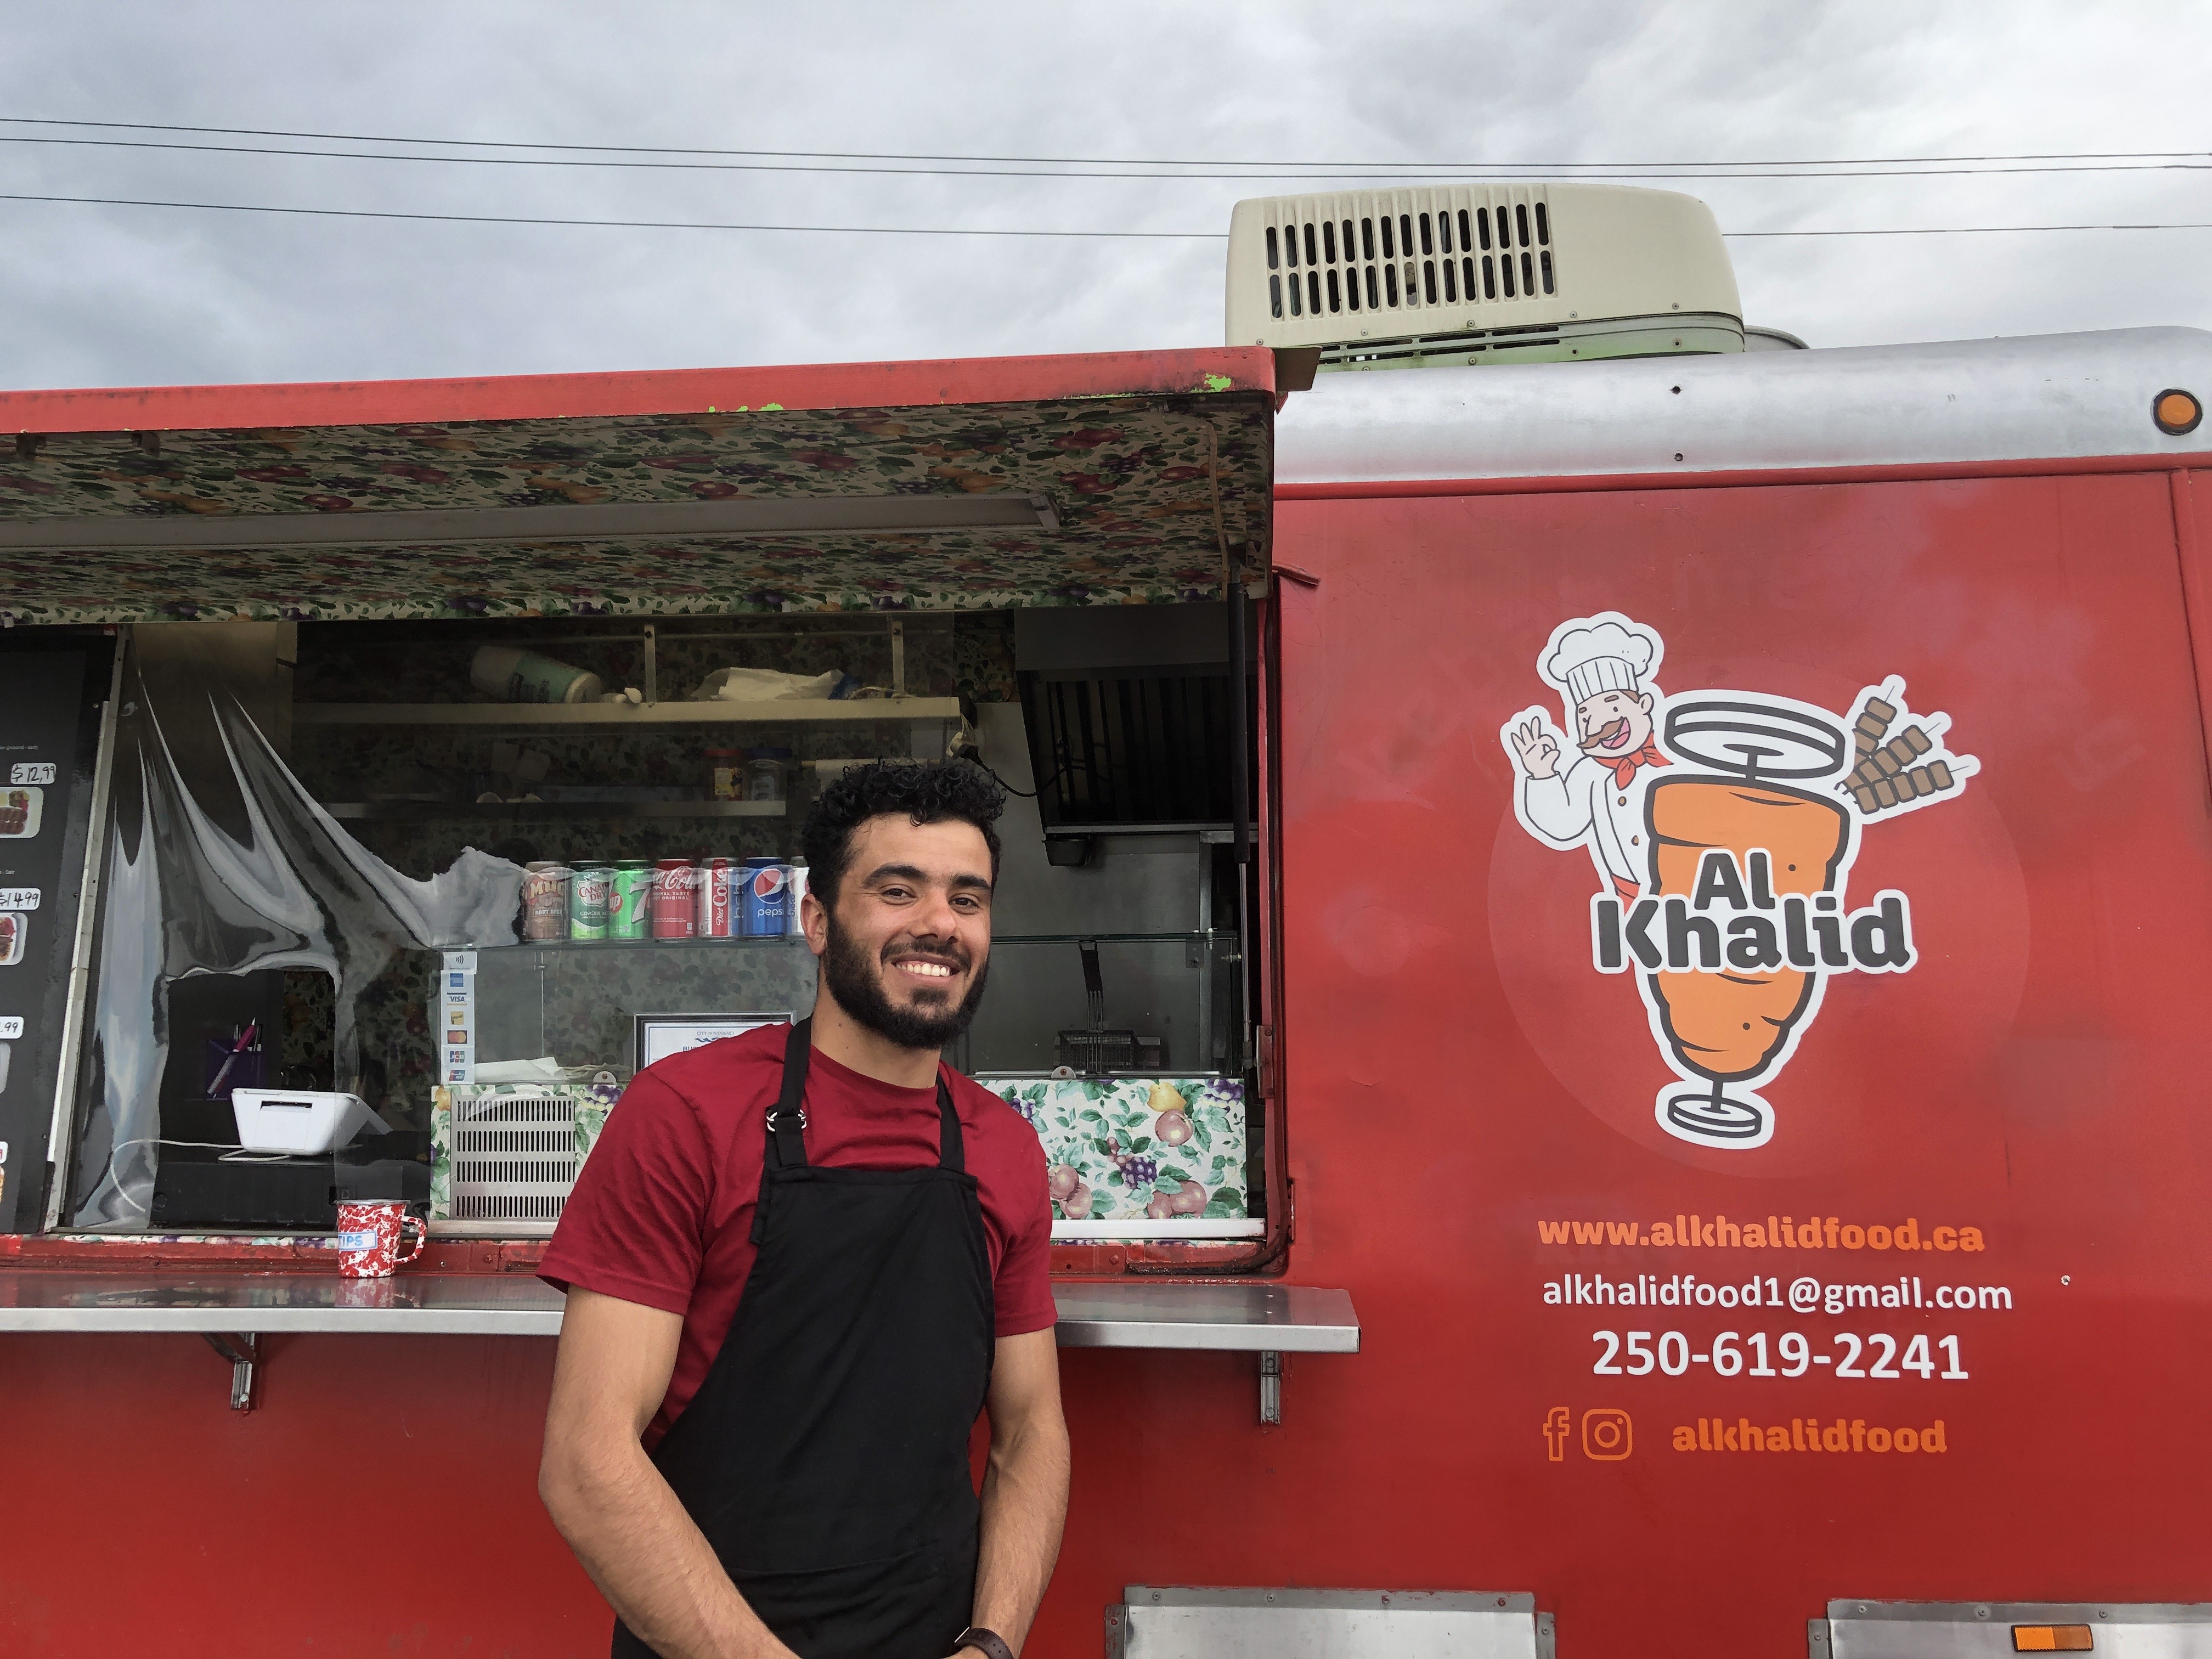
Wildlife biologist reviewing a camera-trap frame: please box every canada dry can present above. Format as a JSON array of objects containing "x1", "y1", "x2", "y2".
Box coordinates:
[
  {"x1": 740, "y1": 856, "x2": 788, "y2": 938},
  {"x1": 569, "y1": 865, "x2": 612, "y2": 940},
  {"x1": 522, "y1": 862, "x2": 570, "y2": 941},
  {"x1": 610, "y1": 860, "x2": 653, "y2": 940},
  {"x1": 652, "y1": 859, "x2": 698, "y2": 939},
  {"x1": 697, "y1": 856, "x2": 734, "y2": 939},
  {"x1": 783, "y1": 860, "x2": 810, "y2": 935}
]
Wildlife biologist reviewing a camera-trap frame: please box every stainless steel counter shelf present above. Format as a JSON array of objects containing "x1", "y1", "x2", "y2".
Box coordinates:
[{"x1": 0, "y1": 1273, "x2": 1356, "y2": 1416}]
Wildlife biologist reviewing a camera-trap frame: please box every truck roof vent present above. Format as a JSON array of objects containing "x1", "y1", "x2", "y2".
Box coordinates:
[{"x1": 1226, "y1": 183, "x2": 1745, "y2": 371}]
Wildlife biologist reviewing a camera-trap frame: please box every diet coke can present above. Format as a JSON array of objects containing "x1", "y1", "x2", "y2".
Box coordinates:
[
  {"x1": 698, "y1": 856, "x2": 735, "y2": 939},
  {"x1": 651, "y1": 859, "x2": 697, "y2": 939},
  {"x1": 740, "y1": 856, "x2": 788, "y2": 937},
  {"x1": 783, "y1": 859, "x2": 810, "y2": 936}
]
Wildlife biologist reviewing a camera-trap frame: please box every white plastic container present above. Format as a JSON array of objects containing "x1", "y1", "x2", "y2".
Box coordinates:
[
  {"x1": 231, "y1": 1089, "x2": 392, "y2": 1155},
  {"x1": 469, "y1": 645, "x2": 604, "y2": 704}
]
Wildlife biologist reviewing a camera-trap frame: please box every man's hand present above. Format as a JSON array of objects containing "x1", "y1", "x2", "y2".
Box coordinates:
[
  {"x1": 962, "y1": 1329, "x2": 1071, "y2": 1656},
  {"x1": 1509, "y1": 714, "x2": 1562, "y2": 780},
  {"x1": 540, "y1": 1288, "x2": 799, "y2": 1659}
]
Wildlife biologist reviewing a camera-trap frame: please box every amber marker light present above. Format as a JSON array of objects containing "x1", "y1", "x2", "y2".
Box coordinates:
[
  {"x1": 2012, "y1": 1626, "x2": 2094, "y2": 1652},
  {"x1": 2153, "y1": 388, "x2": 2203, "y2": 435}
]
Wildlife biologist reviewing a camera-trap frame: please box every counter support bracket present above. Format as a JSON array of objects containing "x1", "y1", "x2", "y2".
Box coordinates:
[
  {"x1": 1259, "y1": 1350, "x2": 1282, "y2": 1426},
  {"x1": 201, "y1": 1332, "x2": 258, "y2": 1413}
]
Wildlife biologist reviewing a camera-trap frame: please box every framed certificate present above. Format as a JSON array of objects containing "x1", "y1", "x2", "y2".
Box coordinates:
[{"x1": 633, "y1": 1012, "x2": 788, "y2": 1072}]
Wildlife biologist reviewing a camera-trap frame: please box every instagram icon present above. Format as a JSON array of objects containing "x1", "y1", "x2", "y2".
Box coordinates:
[{"x1": 1582, "y1": 1409, "x2": 1633, "y2": 1462}]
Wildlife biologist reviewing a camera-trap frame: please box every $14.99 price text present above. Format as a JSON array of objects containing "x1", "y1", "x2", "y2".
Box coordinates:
[{"x1": 1591, "y1": 1329, "x2": 1968, "y2": 1380}]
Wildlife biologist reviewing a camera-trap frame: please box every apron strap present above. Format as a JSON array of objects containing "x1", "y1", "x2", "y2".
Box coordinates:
[
  {"x1": 764, "y1": 1014, "x2": 967, "y2": 1175},
  {"x1": 935, "y1": 1075, "x2": 966, "y2": 1174},
  {"x1": 767, "y1": 1017, "x2": 812, "y2": 1172}
]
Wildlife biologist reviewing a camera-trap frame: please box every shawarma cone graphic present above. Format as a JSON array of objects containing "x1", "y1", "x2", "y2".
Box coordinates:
[{"x1": 1643, "y1": 699, "x2": 1851, "y2": 1144}]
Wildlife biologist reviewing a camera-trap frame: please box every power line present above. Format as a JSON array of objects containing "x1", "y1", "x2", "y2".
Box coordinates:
[
  {"x1": 1730, "y1": 223, "x2": 2212, "y2": 235},
  {"x1": 2, "y1": 116, "x2": 2207, "y2": 171},
  {"x1": 9, "y1": 190, "x2": 2212, "y2": 240},
  {"x1": 0, "y1": 190, "x2": 1227, "y2": 236},
  {"x1": 4, "y1": 129, "x2": 2212, "y2": 182}
]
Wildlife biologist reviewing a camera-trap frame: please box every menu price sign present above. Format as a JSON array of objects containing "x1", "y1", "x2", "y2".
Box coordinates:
[{"x1": 0, "y1": 640, "x2": 114, "y2": 1232}]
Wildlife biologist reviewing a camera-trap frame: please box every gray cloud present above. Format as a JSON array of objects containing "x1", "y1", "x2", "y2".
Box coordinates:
[{"x1": 3, "y1": 0, "x2": 2207, "y2": 390}]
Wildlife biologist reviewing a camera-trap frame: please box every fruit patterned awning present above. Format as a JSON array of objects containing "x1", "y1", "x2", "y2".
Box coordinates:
[{"x1": 0, "y1": 349, "x2": 1274, "y2": 625}]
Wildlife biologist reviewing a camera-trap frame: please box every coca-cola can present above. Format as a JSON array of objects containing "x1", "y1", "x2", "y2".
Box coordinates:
[{"x1": 651, "y1": 860, "x2": 698, "y2": 939}]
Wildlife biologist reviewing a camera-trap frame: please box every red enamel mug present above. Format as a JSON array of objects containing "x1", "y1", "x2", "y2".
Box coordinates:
[{"x1": 335, "y1": 1199, "x2": 427, "y2": 1278}]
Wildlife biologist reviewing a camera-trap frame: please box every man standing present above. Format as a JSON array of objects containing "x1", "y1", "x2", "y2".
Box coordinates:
[{"x1": 539, "y1": 760, "x2": 1067, "y2": 1659}]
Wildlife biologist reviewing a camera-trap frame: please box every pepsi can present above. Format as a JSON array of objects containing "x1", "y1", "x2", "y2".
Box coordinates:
[{"x1": 740, "y1": 856, "x2": 788, "y2": 937}]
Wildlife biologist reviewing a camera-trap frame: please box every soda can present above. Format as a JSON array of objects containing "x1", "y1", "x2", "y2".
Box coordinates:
[
  {"x1": 522, "y1": 862, "x2": 570, "y2": 941},
  {"x1": 609, "y1": 860, "x2": 653, "y2": 940},
  {"x1": 698, "y1": 856, "x2": 735, "y2": 939},
  {"x1": 783, "y1": 860, "x2": 810, "y2": 936},
  {"x1": 740, "y1": 856, "x2": 788, "y2": 938},
  {"x1": 651, "y1": 859, "x2": 697, "y2": 939},
  {"x1": 569, "y1": 865, "x2": 612, "y2": 940}
]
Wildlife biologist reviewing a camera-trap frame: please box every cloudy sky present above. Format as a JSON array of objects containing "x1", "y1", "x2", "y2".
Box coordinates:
[{"x1": 3, "y1": 1, "x2": 2208, "y2": 391}]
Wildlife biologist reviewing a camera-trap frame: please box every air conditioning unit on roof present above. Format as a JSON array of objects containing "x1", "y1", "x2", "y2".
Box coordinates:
[{"x1": 1226, "y1": 182, "x2": 1743, "y2": 371}]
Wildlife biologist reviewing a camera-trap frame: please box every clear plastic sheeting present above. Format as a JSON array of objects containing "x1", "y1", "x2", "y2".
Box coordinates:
[{"x1": 70, "y1": 637, "x2": 522, "y2": 1229}]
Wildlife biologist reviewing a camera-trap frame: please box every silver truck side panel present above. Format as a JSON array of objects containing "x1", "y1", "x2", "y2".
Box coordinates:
[
  {"x1": 1107, "y1": 1587, "x2": 1553, "y2": 1658},
  {"x1": 1818, "y1": 1600, "x2": 2212, "y2": 1658},
  {"x1": 1276, "y1": 327, "x2": 2212, "y2": 483}
]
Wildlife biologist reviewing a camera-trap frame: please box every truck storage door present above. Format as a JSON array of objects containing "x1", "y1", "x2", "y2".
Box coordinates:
[{"x1": 1272, "y1": 471, "x2": 2212, "y2": 1652}]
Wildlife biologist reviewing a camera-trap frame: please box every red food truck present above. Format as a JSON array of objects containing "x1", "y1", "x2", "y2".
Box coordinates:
[{"x1": 2, "y1": 183, "x2": 2208, "y2": 1657}]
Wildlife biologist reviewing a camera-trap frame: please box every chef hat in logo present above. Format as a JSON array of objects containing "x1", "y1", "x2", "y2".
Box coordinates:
[{"x1": 1540, "y1": 614, "x2": 1663, "y2": 707}]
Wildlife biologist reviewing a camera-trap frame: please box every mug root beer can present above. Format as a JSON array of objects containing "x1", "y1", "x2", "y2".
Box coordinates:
[{"x1": 522, "y1": 862, "x2": 571, "y2": 941}]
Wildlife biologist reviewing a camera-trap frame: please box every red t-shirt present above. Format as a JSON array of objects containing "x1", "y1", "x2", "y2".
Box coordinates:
[{"x1": 540, "y1": 1023, "x2": 1055, "y2": 1444}]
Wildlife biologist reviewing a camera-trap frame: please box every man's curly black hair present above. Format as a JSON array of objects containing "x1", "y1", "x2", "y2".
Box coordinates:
[{"x1": 799, "y1": 759, "x2": 1007, "y2": 910}]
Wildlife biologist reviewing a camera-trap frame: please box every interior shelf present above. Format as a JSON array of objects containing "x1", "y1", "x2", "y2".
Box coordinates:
[
  {"x1": 992, "y1": 931, "x2": 1237, "y2": 945},
  {"x1": 320, "y1": 799, "x2": 787, "y2": 820},
  {"x1": 475, "y1": 935, "x2": 811, "y2": 952},
  {"x1": 292, "y1": 697, "x2": 960, "y2": 727}
]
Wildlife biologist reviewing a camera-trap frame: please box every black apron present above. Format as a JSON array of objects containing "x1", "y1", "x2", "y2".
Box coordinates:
[{"x1": 612, "y1": 1019, "x2": 996, "y2": 1659}]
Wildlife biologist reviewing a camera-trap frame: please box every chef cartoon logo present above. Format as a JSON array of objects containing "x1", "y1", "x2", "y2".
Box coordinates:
[{"x1": 1502, "y1": 612, "x2": 1978, "y2": 1150}]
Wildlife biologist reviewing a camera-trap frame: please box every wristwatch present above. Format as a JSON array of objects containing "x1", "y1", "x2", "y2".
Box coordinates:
[{"x1": 951, "y1": 1628, "x2": 1015, "y2": 1659}]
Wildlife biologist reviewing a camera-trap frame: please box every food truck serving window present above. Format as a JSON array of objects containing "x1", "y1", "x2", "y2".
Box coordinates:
[{"x1": 47, "y1": 607, "x2": 1269, "y2": 1250}]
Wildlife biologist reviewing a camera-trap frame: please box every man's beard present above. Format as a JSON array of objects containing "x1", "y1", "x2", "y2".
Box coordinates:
[{"x1": 819, "y1": 912, "x2": 990, "y2": 1052}]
